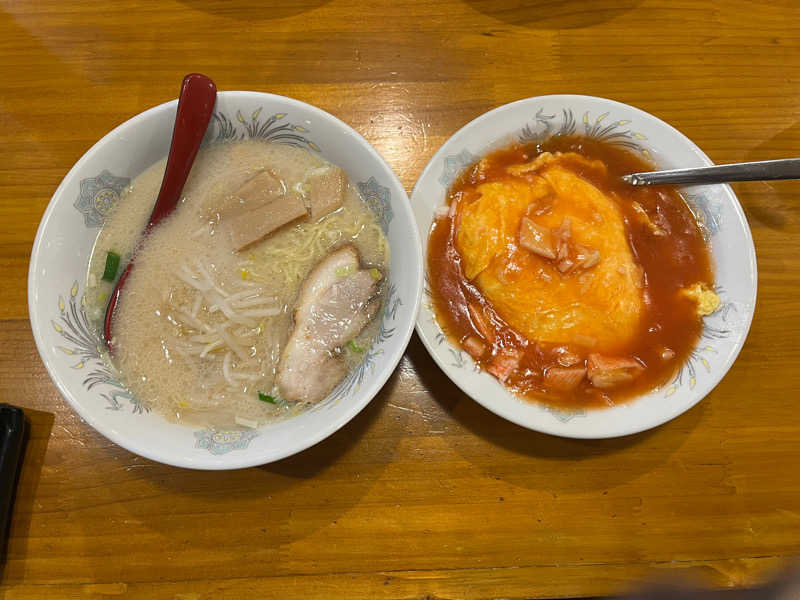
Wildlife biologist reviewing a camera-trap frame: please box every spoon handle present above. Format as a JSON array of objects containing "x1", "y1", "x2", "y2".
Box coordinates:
[
  {"x1": 104, "y1": 73, "x2": 216, "y2": 348},
  {"x1": 147, "y1": 73, "x2": 217, "y2": 229},
  {"x1": 623, "y1": 158, "x2": 800, "y2": 186}
]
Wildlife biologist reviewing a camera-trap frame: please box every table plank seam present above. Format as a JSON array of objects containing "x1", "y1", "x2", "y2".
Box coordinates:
[{"x1": 0, "y1": 553, "x2": 790, "y2": 588}]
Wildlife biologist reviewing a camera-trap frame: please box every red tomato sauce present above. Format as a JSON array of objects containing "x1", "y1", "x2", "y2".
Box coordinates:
[{"x1": 427, "y1": 135, "x2": 714, "y2": 409}]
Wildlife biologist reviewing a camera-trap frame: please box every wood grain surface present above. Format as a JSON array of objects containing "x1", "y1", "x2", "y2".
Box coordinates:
[{"x1": 2, "y1": 0, "x2": 800, "y2": 598}]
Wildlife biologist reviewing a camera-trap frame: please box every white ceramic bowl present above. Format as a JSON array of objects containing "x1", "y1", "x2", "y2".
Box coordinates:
[
  {"x1": 412, "y1": 94, "x2": 757, "y2": 438},
  {"x1": 29, "y1": 91, "x2": 422, "y2": 469}
]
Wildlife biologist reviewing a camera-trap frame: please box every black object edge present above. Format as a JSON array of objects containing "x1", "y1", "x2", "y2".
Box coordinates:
[{"x1": 0, "y1": 404, "x2": 26, "y2": 562}]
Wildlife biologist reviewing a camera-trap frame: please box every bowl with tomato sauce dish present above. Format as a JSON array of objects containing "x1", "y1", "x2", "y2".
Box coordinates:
[{"x1": 412, "y1": 95, "x2": 756, "y2": 438}]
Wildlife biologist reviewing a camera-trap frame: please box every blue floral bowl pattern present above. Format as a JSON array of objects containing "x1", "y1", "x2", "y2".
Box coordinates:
[{"x1": 30, "y1": 91, "x2": 422, "y2": 469}]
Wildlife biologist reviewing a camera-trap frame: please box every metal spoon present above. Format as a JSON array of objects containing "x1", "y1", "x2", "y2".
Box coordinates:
[
  {"x1": 103, "y1": 73, "x2": 217, "y2": 349},
  {"x1": 622, "y1": 158, "x2": 800, "y2": 186}
]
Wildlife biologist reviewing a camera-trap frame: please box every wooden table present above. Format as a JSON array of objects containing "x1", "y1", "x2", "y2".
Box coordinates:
[{"x1": 2, "y1": 1, "x2": 800, "y2": 597}]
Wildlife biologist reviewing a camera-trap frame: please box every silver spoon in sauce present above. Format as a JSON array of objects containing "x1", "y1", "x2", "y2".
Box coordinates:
[
  {"x1": 103, "y1": 73, "x2": 217, "y2": 350},
  {"x1": 623, "y1": 157, "x2": 800, "y2": 186}
]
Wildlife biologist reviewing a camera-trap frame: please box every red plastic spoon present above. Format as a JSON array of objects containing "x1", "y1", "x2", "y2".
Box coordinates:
[{"x1": 103, "y1": 73, "x2": 217, "y2": 349}]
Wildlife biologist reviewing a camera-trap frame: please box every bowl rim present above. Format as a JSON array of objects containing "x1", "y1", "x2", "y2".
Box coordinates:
[
  {"x1": 29, "y1": 90, "x2": 423, "y2": 469},
  {"x1": 411, "y1": 93, "x2": 758, "y2": 439}
]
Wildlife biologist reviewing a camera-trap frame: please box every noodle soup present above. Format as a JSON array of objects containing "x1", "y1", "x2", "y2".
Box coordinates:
[{"x1": 86, "y1": 140, "x2": 389, "y2": 429}]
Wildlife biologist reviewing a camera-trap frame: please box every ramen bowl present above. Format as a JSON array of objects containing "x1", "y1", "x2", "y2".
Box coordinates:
[
  {"x1": 29, "y1": 91, "x2": 423, "y2": 469},
  {"x1": 412, "y1": 94, "x2": 756, "y2": 438}
]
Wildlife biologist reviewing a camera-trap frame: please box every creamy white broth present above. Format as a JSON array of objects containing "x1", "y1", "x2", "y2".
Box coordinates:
[{"x1": 86, "y1": 140, "x2": 389, "y2": 428}]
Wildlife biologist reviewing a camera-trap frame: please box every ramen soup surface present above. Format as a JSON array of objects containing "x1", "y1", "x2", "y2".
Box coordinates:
[
  {"x1": 427, "y1": 135, "x2": 718, "y2": 409},
  {"x1": 87, "y1": 140, "x2": 389, "y2": 428}
]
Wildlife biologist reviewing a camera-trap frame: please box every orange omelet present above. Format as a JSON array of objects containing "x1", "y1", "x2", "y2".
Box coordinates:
[{"x1": 455, "y1": 152, "x2": 643, "y2": 351}]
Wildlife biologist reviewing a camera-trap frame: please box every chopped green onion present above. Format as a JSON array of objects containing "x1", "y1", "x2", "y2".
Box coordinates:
[
  {"x1": 369, "y1": 268, "x2": 382, "y2": 281},
  {"x1": 347, "y1": 340, "x2": 365, "y2": 354},
  {"x1": 335, "y1": 264, "x2": 356, "y2": 277},
  {"x1": 258, "y1": 392, "x2": 276, "y2": 404},
  {"x1": 101, "y1": 251, "x2": 121, "y2": 282}
]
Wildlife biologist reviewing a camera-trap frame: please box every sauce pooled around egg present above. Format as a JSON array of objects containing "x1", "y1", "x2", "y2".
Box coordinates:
[{"x1": 427, "y1": 135, "x2": 715, "y2": 409}]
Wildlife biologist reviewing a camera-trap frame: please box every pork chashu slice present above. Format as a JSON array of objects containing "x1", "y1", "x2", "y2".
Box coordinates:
[{"x1": 276, "y1": 245, "x2": 381, "y2": 404}]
